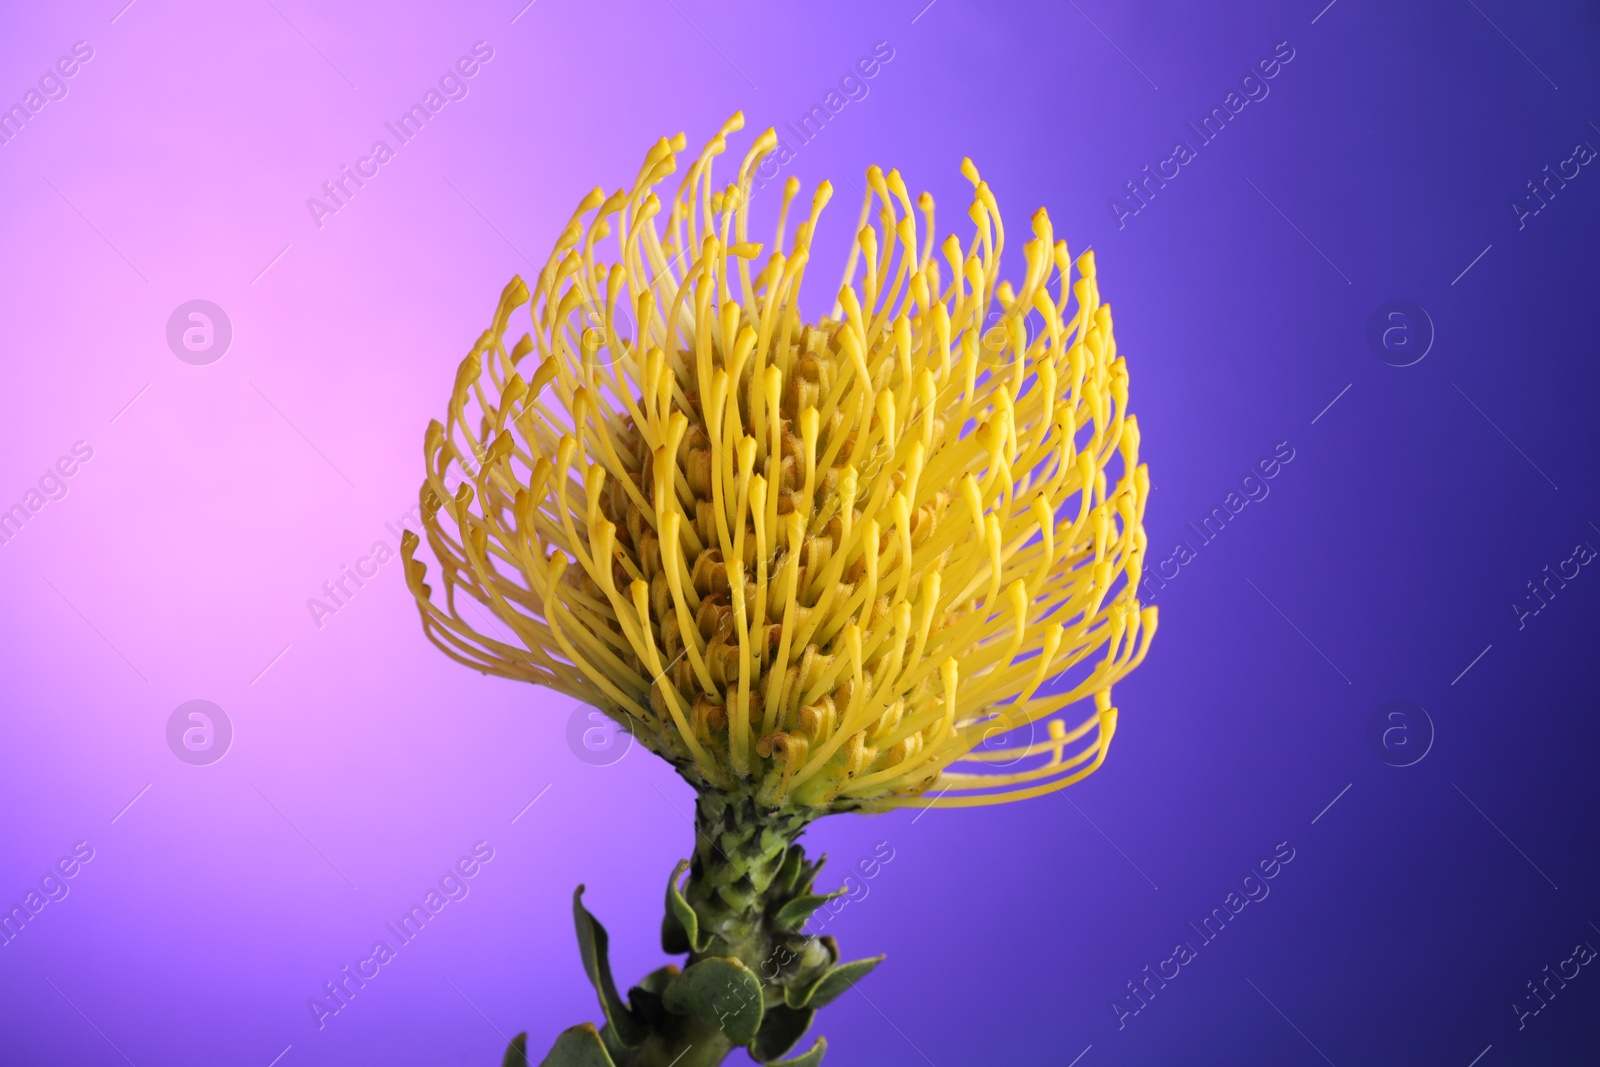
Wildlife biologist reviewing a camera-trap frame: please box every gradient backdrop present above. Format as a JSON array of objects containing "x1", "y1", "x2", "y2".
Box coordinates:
[{"x1": 3, "y1": 1, "x2": 1599, "y2": 1064}]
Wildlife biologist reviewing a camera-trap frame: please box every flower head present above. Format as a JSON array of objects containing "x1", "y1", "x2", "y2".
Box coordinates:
[{"x1": 403, "y1": 113, "x2": 1156, "y2": 814}]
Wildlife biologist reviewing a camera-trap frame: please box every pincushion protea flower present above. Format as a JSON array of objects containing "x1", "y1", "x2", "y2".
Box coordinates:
[{"x1": 402, "y1": 113, "x2": 1155, "y2": 1067}]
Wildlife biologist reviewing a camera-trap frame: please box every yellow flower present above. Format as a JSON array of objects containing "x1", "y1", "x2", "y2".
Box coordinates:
[{"x1": 403, "y1": 113, "x2": 1156, "y2": 814}]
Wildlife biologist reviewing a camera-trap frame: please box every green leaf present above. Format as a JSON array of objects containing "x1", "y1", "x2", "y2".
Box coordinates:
[
  {"x1": 537, "y1": 1023, "x2": 618, "y2": 1067},
  {"x1": 628, "y1": 965, "x2": 681, "y2": 1026},
  {"x1": 795, "y1": 855, "x2": 828, "y2": 897},
  {"x1": 796, "y1": 955, "x2": 885, "y2": 1009},
  {"x1": 774, "y1": 846, "x2": 805, "y2": 898},
  {"x1": 572, "y1": 886, "x2": 647, "y2": 1049},
  {"x1": 759, "y1": 825, "x2": 793, "y2": 857},
  {"x1": 502, "y1": 1032, "x2": 529, "y2": 1067},
  {"x1": 750, "y1": 1004, "x2": 814, "y2": 1063},
  {"x1": 662, "y1": 859, "x2": 711, "y2": 954},
  {"x1": 768, "y1": 1037, "x2": 827, "y2": 1067},
  {"x1": 635, "y1": 965, "x2": 681, "y2": 996},
  {"x1": 661, "y1": 957, "x2": 765, "y2": 1046},
  {"x1": 595, "y1": 1024, "x2": 631, "y2": 1064},
  {"x1": 773, "y1": 886, "x2": 847, "y2": 931},
  {"x1": 661, "y1": 912, "x2": 690, "y2": 955}
]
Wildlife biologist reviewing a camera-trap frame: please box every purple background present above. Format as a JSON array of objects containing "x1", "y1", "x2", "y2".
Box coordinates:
[{"x1": 3, "y1": 0, "x2": 1599, "y2": 1064}]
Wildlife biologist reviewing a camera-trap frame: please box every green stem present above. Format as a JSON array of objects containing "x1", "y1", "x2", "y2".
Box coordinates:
[{"x1": 618, "y1": 791, "x2": 833, "y2": 1067}]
